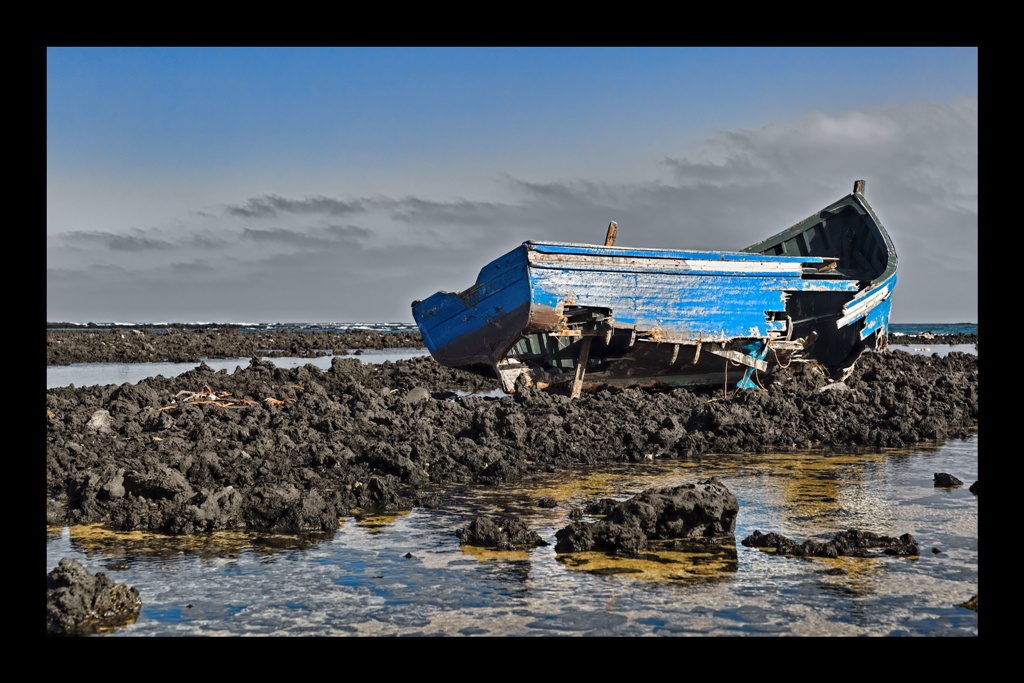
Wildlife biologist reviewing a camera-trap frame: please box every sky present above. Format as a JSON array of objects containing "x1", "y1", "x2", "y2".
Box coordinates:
[{"x1": 47, "y1": 47, "x2": 978, "y2": 325}]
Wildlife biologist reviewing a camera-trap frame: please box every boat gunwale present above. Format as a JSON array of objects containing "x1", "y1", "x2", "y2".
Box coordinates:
[
  {"x1": 741, "y1": 189, "x2": 898, "y2": 288},
  {"x1": 525, "y1": 240, "x2": 829, "y2": 264}
]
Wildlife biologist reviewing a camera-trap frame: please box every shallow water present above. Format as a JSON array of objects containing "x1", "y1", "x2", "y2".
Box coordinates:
[
  {"x1": 46, "y1": 344, "x2": 979, "y2": 636},
  {"x1": 46, "y1": 348, "x2": 432, "y2": 390},
  {"x1": 46, "y1": 435, "x2": 978, "y2": 637}
]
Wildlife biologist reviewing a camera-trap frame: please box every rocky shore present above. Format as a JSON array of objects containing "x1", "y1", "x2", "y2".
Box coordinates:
[
  {"x1": 46, "y1": 329, "x2": 978, "y2": 537},
  {"x1": 45, "y1": 327, "x2": 976, "y2": 366},
  {"x1": 46, "y1": 327, "x2": 979, "y2": 635},
  {"x1": 46, "y1": 558, "x2": 141, "y2": 636},
  {"x1": 46, "y1": 327, "x2": 424, "y2": 366},
  {"x1": 891, "y1": 333, "x2": 977, "y2": 347}
]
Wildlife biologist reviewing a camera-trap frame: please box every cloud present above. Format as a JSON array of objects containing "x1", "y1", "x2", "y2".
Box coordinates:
[
  {"x1": 47, "y1": 98, "x2": 977, "y2": 323},
  {"x1": 240, "y1": 223, "x2": 372, "y2": 247},
  {"x1": 225, "y1": 194, "x2": 368, "y2": 218},
  {"x1": 387, "y1": 196, "x2": 520, "y2": 226},
  {"x1": 60, "y1": 229, "x2": 175, "y2": 252},
  {"x1": 661, "y1": 98, "x2": 977, "y2": 210},
  {"x1": 186, "y1": 234, "x2": 231, "y2": 249}
]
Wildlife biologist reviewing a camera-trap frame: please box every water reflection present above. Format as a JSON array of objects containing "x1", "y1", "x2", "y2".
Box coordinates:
[
  {"x1": 351, "y1": 511, "x2": 412, "y2": 533},
  {"x1": 46, "y1": 436, "x2": 978, "y2": 636},
  {"x1": 557, "y1": 544, "x2": 739, "y2": 584},
  {"x1": 49, "y1": 523, "x2": 337, "y2": 562},
  {"x1": 814, "y1": 556, "x2": 892, "y2": 598}
]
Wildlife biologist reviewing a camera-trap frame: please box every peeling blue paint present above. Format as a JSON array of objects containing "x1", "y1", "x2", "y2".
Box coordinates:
[{"x1": 412, "y1": 181, "x2": 897, "y2": 393}]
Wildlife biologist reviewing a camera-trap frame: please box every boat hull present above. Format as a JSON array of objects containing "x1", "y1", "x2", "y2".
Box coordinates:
[{"x1": 412, "y1": 181, "x2": 897, "y2": 394}]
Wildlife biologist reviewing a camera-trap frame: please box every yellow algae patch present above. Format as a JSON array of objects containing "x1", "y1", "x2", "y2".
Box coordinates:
[
  {"x1": 65, "y1": 523, "x2": 252, "y2": 557},
  {"x1": 813, "y1": 555, "x2": 890, "y2": 596},
  {"x1": 522, "y1": 466, "x2": 702, "y2": 511},
  {"x1": 64, "y1": 523, "x2": 332, "y2": 558},
  {"x1": 458, "y1": 545, "x2": 533, "y2": 563},
  {"x1": 350, "y1": 510, "x2": 410, "y2": 532},
  {"x1": 557, "y1": 543, "x2": 738, "y2": 584}
]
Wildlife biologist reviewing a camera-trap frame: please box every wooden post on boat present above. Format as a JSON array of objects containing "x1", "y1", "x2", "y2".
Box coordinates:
[
  {"x1": 604, "y1": 221, "x2": 618, "y2": 246},
  {"x1": 570, "y1": 336, "x2": 593, "y2": 399}
]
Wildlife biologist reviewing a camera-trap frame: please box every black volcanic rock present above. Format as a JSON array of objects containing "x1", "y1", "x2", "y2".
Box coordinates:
[
  {"x1": 741, "y1": 528, "x2": 919, "y2": 558},
  {"x1": 456, "y1": 515, "x2": 549, "y2": 550},
  {"x1": 46, "y1": 327, "x2": 425, "y2": 365},
  {"x1": 47, "y1": 332, "x2": 978, "y2": 536},
  {"x1": 46, "y1": 558, "x2": 141, "y2": 636},
  {"x1": 554, "y1": 478, "x2": 739, "y2": 556},
  {"x1": 934, "y1": 472, "x2": 965, "y2": 488}
]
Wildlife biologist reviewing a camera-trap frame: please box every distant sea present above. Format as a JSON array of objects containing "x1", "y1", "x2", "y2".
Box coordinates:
[
  {"x1": 888, "y1": 323, "x2": 977, "y2": 337},
  {"x1": 46, "y1": 321, "x2": 978, "y2": 336}
]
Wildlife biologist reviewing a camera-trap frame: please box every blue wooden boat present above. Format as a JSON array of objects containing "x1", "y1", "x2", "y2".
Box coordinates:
[{"x1": 411, "y1": 180, "x2": 897, "y2": 396}]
